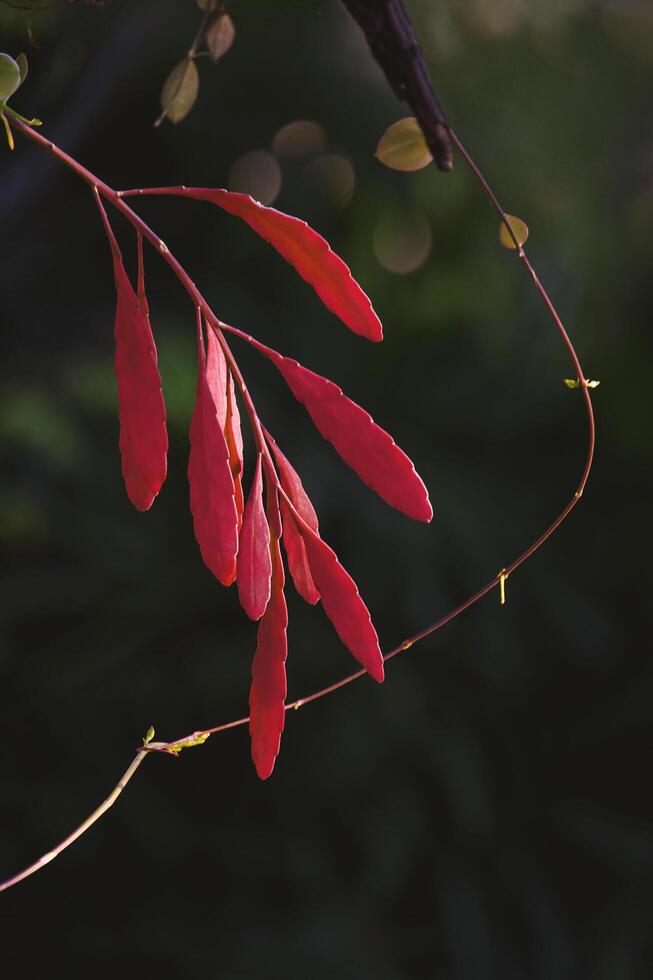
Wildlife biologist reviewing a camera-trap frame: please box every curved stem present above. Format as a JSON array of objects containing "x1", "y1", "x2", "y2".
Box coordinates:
[
  {"x1": 0, "y1": 751, "x2": 147, "y2": 893},
  {"x1": 448, "y1": 127, "x2": 595, "y2": 502},
  {"x1": 2, "y1": 118, "x2": 595, "y2": 890}
]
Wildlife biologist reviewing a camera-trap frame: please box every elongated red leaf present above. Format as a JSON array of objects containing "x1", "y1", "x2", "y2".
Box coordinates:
[
  {"x1": 225, "y1": 371, "x2": 244, "y2": 528},
  {"x1": 280, "y1": 500, "x2": 320, "y2": 605},
  {"x1": 238, "y1": 454, "x2": 272, "y2": 620},
  {"x1": 188, "y1": 318, "x2": 238, "y2": 586},
  {"x1": 249, "y1": 502, "x2": 287, "y2": 780},
  {"x1": 283, "y1": 494, "x2": 382, "y2": 680},
  {"x1": 205, "y1": 326, "x2": 228, "y2": 427},
  {"x1": 266, "y1": 431, "x2": 319, "y2": 604},
  {"x1": 262, "y1": 457, "x2": 283, "y2": 539},
  {"x1": 97, "y1": 202, "x2": 168, "y2": 512},
  {"x1": 296, "y1": 515, "x2": 384, "y2": 683},
  {"x1": 206, "y1": 328, "x2": 244, "y2": 527},
  {"x1": 246, "y1": 337, "x2": 432, "y2": 522},
  {"x1": 226, "y1": 369, "x2": 243, "y2": 463},
  {"x1": 249, "y1": 576, "x2": 287, "y2": 779},
  {"x1": 266, "y1": 431, "x2": 319, "y2": 532},
  {"x1": 123, "y1": 186, "x2": 382, "y2": 342}
]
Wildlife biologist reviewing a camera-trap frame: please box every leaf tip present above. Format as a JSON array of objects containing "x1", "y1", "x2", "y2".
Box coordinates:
[
  {"x1": 126, "y1": 481, "x2": 163, "y2": 513},
  {"x1": 254, "y1": 757, "x2": 275, "y2": 780}
]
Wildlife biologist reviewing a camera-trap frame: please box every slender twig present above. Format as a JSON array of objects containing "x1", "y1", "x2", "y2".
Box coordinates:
[
  {"x1": 152, "y1": 3, "x2": 215, "y2": 127},
  {"x1": 0, "y1": 751, "x2": 147, "y2": 893},
  {"x1": 1, "y1": 117, "x2": 595, "y2": 891},
  {"x1": 188, "y1": 4, "x2": 214, "y2": 59}
]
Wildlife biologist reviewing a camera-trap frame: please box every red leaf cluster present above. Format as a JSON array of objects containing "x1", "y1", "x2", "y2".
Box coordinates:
[{"x1": 97, "y1": 186, "x2": 432, "y2": 777}]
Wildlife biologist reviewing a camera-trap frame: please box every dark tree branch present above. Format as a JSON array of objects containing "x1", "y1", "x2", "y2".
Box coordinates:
[{"x1": 339, "y1": 0, "x2": 452, "y2": 171}]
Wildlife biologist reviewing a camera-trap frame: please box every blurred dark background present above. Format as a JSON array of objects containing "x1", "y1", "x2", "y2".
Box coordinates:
[{"x1": 1, "y1": 1, "x2": 652, "y2": 976}]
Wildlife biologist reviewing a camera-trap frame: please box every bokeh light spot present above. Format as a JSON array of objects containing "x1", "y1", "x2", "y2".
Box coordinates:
[
  {"x1": 228, "y1": 150, "x2": 282, "y2": 205},
  {"x1": 373, "y1": 209, "x2": 432, "y2": 274},
  {"x1": 304, "y1": 154, "x2": 355, "y2": 208},
  {"x1": 272, "y1": 119, "x2": 327, "y2": 158}
]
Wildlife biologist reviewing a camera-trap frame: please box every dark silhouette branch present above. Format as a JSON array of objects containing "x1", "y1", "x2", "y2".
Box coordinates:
[{"x1": 339, "y1": 0, "x2": 452, "y2": 171}]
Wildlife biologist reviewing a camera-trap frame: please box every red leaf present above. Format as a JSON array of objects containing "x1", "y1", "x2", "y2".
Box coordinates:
[
  {"x1": 226, "y1": 369, "x2": 244, "y2": 464},
  {"x1": 296, "y1": 515, "x2": 384, "y2": 683},
  {"x1": 99, "y1": 205, "x2": 167, "y2": 512},
  {"x1": 206, "y1": 328, "x2": 244, "y2": 527},
  {"x1": 188, "y1": 317, "x2": 238, "y2": 586},
  {"x1": 205, "y1": 326, "x2": 228, "y2": 428},
  {"x1": 238, "y1": 454, "x2": 272, "y2": 620},
  {"x1": 249, "y1": 532, "x2": 287, "y2": 780},
  {"x1": 266, "y1": 431, "x2": 319, "y2": 532},
  {"x1": 262, "y1": 456, "x2": 283, "y2": 539},
  {"x1": 266, "y1": 431, "x2": 319, "y2": 604},
  {"x1": 280, "y1": 500, "x2": 320, "y2": 605},
  {"x1": 225, "y1": 371, "x2": 244, "y2": 529},
  {"x1": 125, "y1": 186, "x2": 382, "y2": 342},
  {"x1": 246, "y1": 337, "x2": 432, "y2": 522}
]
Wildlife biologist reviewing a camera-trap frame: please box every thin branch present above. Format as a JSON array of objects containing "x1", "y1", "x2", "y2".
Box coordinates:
[
  {"x1": 188, "y1": 4, "x2": 214, "y2": 59},
  {"x1": 0, "y1": 751, "x2": 147, "y2": 892},
  {"x1": 1, "y1": 117, "x2": 595, "y2": 892}
]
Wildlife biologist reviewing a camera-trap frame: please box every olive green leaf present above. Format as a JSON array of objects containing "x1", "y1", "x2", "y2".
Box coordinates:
[
  {"x1": 156, "y1": 58, "x2": 200, "y2": 127},
  {"x1": 0, "y1": 53, "x2": 21, "y2": 103},
  {"x1": 16, "y1": 53, "x2": 28, "y2": 85},
  {"x1": 499, "y1": 214, "x2": 529, "y2": 249},
  {"x1": 375, "y1": 117, "x2": 433, "y2": 172},
  {"x1": 206, "y1": 13, "x2": 236, "y2": 62}
]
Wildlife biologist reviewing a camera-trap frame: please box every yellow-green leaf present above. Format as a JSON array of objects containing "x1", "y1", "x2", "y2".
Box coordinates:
[
  {"x1": 1, "y1": 110, "x2": 14, "y2": 150},
  {"x1": 158, "y1": 58, "x2": 199, "y2": 126},
  {"x1": 166, "y1": 731, "x2": 211, "y2": 754},
  {"x1": 499, "y1": 214, "x2": 529, "y2": 249},
  {"x1": 143, "y1": 725, "x2": 155, "y2": 745},
  {"x1": 564, "y1": 378, "x2": 600, "y2": 389},
  {"x1": 206, "y1": 14, "x2": 235, "y2": 61},
  {"x1": 0, "y1": 53, "x2": 21, "y2": 102},
  {"x1": 375, "y1": 117, "x2": 433, "y2": 173}
]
